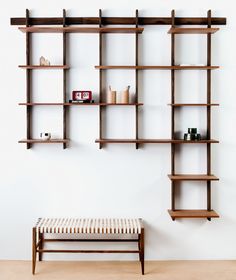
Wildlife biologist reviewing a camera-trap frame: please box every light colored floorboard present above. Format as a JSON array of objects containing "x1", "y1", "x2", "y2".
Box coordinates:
[{"x1": 0, "y1": 261, "x2": 236, "y2": 280}]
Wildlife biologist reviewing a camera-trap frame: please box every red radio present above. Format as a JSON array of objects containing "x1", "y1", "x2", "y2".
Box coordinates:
[{"x1": 72, "y1": 91, "x2": 92, "y2": 102}]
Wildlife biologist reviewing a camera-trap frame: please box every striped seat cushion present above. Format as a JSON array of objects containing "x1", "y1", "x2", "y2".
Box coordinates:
[{"x1": 36, "y1": 218, "x2": 142, "y2": 234}]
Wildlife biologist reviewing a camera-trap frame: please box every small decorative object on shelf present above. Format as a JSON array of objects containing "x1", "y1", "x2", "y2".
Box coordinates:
[
  {"x1": 121, "y1": 85, "x2": 130, "y2": 104},
  {"x1": 69, "y1": 90, "x2": 94, "y2": 103},
  {"x1": 184, "y1": 128, "x2": 201, "y2": 141},
  {"x1": 107, "y1": 85, "x2": 116, "y2": 103},
  {"x1": 40, "y1": 132, "x2": 51, "y2": 140},
  {"x1": 39, "y1": 56, "x2": 50, "y2": 66}
]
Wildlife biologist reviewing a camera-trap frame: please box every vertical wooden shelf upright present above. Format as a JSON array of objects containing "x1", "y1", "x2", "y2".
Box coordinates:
[
  {"x1": 26, "y1": 9, "x2": 31, "y2": 149},
  {"x1": 98, "y1": 9, "x2": 103, "y2": 149},
  {"x1": 135, "y1": 10, "x2": 139, "y2": 149},
  {"x1": 168, "y1": 10, "x2": 220, "y2": 221},
  {"x1": 63, "y1": 9, "x2": 67, "y2": 149}
]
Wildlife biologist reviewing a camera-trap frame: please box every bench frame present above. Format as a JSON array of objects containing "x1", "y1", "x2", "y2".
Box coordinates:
[{"x1": 32, "y1": 222, "x2": 144, "y2": 275}]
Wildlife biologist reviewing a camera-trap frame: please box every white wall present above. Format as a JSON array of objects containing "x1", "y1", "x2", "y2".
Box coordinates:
[{"x1": 0, "y1": 0, "x2": 235, "y2": 261}]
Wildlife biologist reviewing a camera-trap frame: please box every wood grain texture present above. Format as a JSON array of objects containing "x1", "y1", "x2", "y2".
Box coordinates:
[
  {"x1": 168, "y1": 27, "x2": 219, "y2": 34},
  {"x1": 170, "y1": 9, "x2": 176, "y2": 211},
  {"x1": 95, "y1": 65, "x2": 219, "y2": 70},
  {"x1": 168, "y1": 209, "x2": 219, "y2": 218},
  {"x1": 11, "y1": 16, "x2": 227, "y2": 26},
  {"x1": 18, "y1": 103, "x2": 144, "y2": 106},
  {"x1": 26, "y1": 9, "x2": 31, "y2": 149},
  {"x1": 44, "y1": 239, "x2": 139, "y2": 242},
  {"x1": 18, "y1": 27, "x2": 144, "y2": 33},
  {"x1": 135, "y1": 9, "x2": 139, "y2": 150},
  {"x1": 168, "y1": 103, "x2": 219, "y2": 106},
  {"x1": 1, "y1": 260, "x2": 236, "y2": 280},
  {"x1": 19, "y1": 139, "x2": 69, "y2": 144},
  {"x1": 37, "y1": 249, "x2": 140, "y2": 254},
  {"x1": 95, "y1": 139, "x2": 219, "y2": 144},
  {"x1": 62, "y1": 9, "x2": 67, "y2": 149},
  {"x1": 207, "y1": 10, "x2": 212, "y2": 211},
  {"x1": 19, "y1": 65, "x2": 69, "y2": 69},
  {"x1": 167, "y1": 174, "x2": 219, "y2": 181}
]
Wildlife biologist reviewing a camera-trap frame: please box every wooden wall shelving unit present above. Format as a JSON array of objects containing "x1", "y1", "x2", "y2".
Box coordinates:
[{"x1": 11, "y1": 9, "x2": 226, "y2": 220}]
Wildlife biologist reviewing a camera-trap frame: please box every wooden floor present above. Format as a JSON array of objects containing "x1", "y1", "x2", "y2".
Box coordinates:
[{"x1": 0, "y1": 260, "x2": 235, "y2": 280}]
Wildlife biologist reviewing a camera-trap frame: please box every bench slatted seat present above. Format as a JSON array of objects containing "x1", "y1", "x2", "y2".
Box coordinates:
[{"x1": 32, "y1": 218, "x2": 144, "y2": 275}]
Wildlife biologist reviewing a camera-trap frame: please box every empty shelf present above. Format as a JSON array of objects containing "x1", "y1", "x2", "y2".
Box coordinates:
[
  {"x1": 168, "y1": 103, "x2": 219, "y2": 107},
  {"x1": 168, "y1": 27, "x2": 219, "y2": 34},
  {"x1": 168, "y1": 174, "x2": 219, "y2": 181},
  {"x1": 168, "y1": 209, "x2": 219, "y2": 219}
]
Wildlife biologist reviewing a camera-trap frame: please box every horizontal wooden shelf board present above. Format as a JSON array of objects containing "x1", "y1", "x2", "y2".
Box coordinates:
[
  {"x1": 18, "y1": 27, "x2": 144, "y2": 34},
  {"x1": 168, "y1": 27, "x2": 219, "y2": 34},
  {"x1": 168, "y1": 209, "x2": 219, "y2": 219},
  {"x1": 95, "y1": 65, "x2": 219, "y2": 70},
  {"x1": 168, "y1": 103, "x2": 219, "y2": 107},
  {"x1": 95, "y1": 139, "x2": 219, "y2": 144},
  {"x1": 99, "y1": 103, "x2": 143, "y2": 106},
  {"x1": 18, "y1": 103, "x2": 143, "y2": 106},
  {"x1": 19, "y1": 65, "x2": 70, "y2": 69},
  {"x1": 18, "y1": 139, "x2": 69, "y2": 144},
  {"x1": 167, "y1": 174, "x2": 219, "y2": 181}
]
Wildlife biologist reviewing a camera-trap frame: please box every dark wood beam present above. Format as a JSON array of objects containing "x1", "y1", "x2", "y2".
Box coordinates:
[{"x1": 11, "y1": 16, "x2": 226, "y2": 26}]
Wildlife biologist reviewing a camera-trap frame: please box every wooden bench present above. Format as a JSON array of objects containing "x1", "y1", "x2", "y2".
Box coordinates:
[{"x1": 32, "y1": 218, "x2": 144, "y2": 275}]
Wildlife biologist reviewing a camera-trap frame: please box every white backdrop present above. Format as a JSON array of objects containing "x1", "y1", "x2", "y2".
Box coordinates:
[{"x1": 0, "y1": 0, "x2": 235, "y2": 260}]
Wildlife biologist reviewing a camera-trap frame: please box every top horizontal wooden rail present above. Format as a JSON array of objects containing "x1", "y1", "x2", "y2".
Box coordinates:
[{"x1": 11, "y1": 16, "x2": 226, "y2": 26}]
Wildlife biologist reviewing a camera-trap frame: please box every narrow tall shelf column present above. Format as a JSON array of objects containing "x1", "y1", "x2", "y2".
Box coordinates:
[
  {"x1": 167, "y1": 10, "x2": 220, "y2": 221},
  {"x1": 95, "y1": 9, "x2": 143, "y2": 149}
]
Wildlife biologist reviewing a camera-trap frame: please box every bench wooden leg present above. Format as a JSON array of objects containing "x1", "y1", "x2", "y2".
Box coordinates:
[
  {"x1": 139, "y1": 228, "x2": 145, "y2": 275},
  {"x1": 39, "y1": 233, "x2": 43, "y2": 261},
  {"x1": 138, "y1": 237, "x2": 141, "y2": 261},
  {"x1": 32, "y1": 227, "x2": 37, "y2": 275}
]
